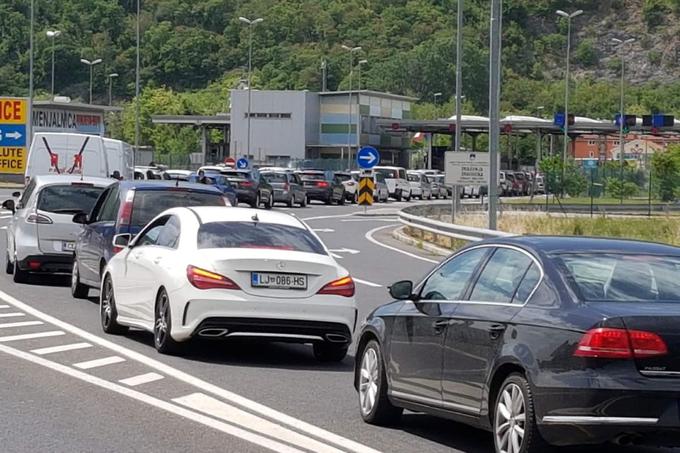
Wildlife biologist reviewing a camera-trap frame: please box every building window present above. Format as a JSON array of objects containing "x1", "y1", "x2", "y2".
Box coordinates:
[{"x1": 245, "y1": 112, "x2": 292, "y2": 119}]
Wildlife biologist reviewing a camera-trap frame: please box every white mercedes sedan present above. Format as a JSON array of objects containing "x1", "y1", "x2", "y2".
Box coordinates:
[{"x1": 100, "y1": 206, "x2": 357, "y2": 361}]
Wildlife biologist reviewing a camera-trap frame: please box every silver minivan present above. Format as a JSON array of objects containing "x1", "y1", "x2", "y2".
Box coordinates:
[{"x1": 2, "y1": 175, "x2": 113, "y2": 283}]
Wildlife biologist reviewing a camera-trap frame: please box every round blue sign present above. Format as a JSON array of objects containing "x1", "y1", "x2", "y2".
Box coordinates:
[
  {"x1": 236, "y1": 158, "x2": 249, "y2": 169},
  {"x1": 357, "y1": 146, "x2": 380, "y2": 170}
]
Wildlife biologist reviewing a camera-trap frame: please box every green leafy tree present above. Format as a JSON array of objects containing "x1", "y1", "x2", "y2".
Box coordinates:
[{"x1": 652, "y1": 145, "x2": 680, "y2": 201}]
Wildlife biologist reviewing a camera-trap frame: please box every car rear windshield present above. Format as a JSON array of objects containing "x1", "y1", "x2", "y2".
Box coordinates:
[
  {"x1": 300, "y1": 173, "x2": 325, "y2": 181},
  {"x1": 38, "y1": 184, "x2": 105, "y2": 214},
  {"x1": 222, "y1": 171, "x2": 250, "y2": 180},
  {"x1": 131, "y1": 190, "x2": 223, "y2": 227},
  {"x1": 262, "y1": 173, "x2": 287, "y2": 183},
  {"x1": 335, "y1": 174, "x2": 352, "y2": 182},
  {"x1": 557, "y1": 253, "x2": 680, "y2": 302},
  {"x1": 375, "y1": 169, "x2": 398, "y2": 179},
  {"x1": 197, "y1": 222, "x2": 326, "y2": 254},
  {"x1": 407, "y1": 174, "x2": 420, "y2": 182}
]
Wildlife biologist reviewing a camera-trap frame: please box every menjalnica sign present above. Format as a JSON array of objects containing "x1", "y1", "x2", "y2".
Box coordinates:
[{"x1": 32, "y1": 108, "x2": 104, "y2": 135}]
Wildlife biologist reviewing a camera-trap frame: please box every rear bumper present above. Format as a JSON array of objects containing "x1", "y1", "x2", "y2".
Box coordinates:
[
  {"x1": 305, "y1": 188, "x2": 332, "y2": 201},
  {"x1": 272, "y1": 190, "x2": 292, "y2": 202},
  {"x1": 17, "y1": 254, "x2": 73, "y2": 273},
  {"x1": 234, "y1": 189, "x2": 257, "y2": 204}
]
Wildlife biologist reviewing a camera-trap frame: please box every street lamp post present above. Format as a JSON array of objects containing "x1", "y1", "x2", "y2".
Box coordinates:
[
  {"x1": 612, "y1": 37, "x2": 636, "y2": 205},
  {"x1": 80, "y1": 58, "x2": 102, "y2": 104},
  {"x1": 556, "y1": 9, "x2": 583, "y2": 196},
  {"x1": 342, "y1": 45, "x2": 362, "y2": 170},
  {"x1": 107, "y1": 73, "x2": 119, "y2": 106},
  {"x1": 134, "y1": 0, "x2": 141, "y2": 167},
  {"x1": 488, "y1": 0, "x2": 503, "y2": 230},
  {"x1": 357, "y1": 59, "x2": 368, "y2": 91},
  {"x1": 46, "y1": 30, "x2": 61, "y2": 98},
  {"x1": 240, "y1": 16, "x2": 264, "y2": 159}
]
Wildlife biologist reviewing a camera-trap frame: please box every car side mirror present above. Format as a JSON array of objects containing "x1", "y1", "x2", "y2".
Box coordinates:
[
  {"x1": 113, "y1": 234, "x2": 132, "y2": 249},
  {"x1": 2, "y1": 199, "x2": 15, "y2": 214},
  {"x1": 12, "y1": 191, "x2": 20, "y2": 198},
  {"x1": 72, "y1": 212, "x2": 89, "y2": 225},
  {"x1": 389, "y1": 280, "x2": 415, "y2": 300}
]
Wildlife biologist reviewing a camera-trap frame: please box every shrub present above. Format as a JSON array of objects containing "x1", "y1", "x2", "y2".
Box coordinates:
[
  {"x1": 643, "y1": 0, "x2": 670, "y2": 27},
  {"x1": 605, "y1": 178, "x2": 639, "y2": 198},
  {"x1": 575, "y1": 40, "x2": 598, "y2": 67}
]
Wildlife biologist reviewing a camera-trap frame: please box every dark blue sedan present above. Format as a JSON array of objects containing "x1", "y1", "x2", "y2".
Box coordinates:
[
  {"x1": 188, "y1": 173, "x2": 238, "y2": 207},
  {"x1": 354, "y1": 236, "x2": 680, "y2": 452},
  {"x1": 70, "y1": 180, "x2": 227, "y2": 298}
]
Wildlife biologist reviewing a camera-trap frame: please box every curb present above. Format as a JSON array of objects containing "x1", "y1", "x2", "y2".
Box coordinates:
[{"x1": 391, "y1": 226, "x2": 451, "y2": 257}]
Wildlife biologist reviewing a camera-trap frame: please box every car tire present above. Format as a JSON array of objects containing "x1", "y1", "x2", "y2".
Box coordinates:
[
  {"x1": 359, "y1": 340, "x2": 403, "y2": 425},
  {"x1": 250, "y1": 193, "x2": 260, "y2": 209},
  {"x1": 264, "y1": 193, "x2": 274, "y2": 210},
  {"x1": 100, "y1": 275, "x2": 128, "y2": 335},
  {"x1": 353, "y1": 192, "x2": 359, "y2": 204},
  {"x1": 493, "y1": 373, "x2": 546, "y2": 453},
  {"x1": 71, "y1": 260, "x2": 89, "y2": 299},
  {"x1": 13, "y1": 261, "x2": 29, "y2": 284},
  {"x1": 299, "y1": 195, "x2": 308, "y2": 208},
  {"x1": 5, "y1": 251, "x2": 13, "y2": 275},
  {"x1": 403, "y1": 192, "x2": 411, "y2": 202},
  {"x1": 287, "y1": 195, "x2": 294, "y2": 208},
  {"x1": 325, "y1": 196, "x2": 332, "y2": 205},
  {"x1": 154, "y1": 288, "x2": 182, "y2": 355},
  {"x1": 395, "y1": 191, "x2": 402, "y2": 202},
  {"x1": 337, "y1": 194, "x2": 345, "y2": 205},
  {"x1": 313, "y1": 342, "x2": 348, "y2": 362}
]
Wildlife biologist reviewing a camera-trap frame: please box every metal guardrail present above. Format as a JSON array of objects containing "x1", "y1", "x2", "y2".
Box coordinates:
[{"x1": 398, "y1": 204, "x2": 512, "y2": 242}]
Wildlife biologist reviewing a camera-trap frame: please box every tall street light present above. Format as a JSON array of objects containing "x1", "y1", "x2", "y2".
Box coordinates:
[
  {"x1": 135, "y1": 0, "x2": 141, "y2": 166},
  {"x1": 107, "y1": 73, "x2": 119, "y2": 106},
  {"x1": 357, "y1": 59, "x2": 368, "y2": 90},
  {"x1": 28, "y1": 0, "x2": 34, "y2": 143},
  {"x1": 488, "y1": 0, "x2": 503, "y2": 230},
  {"x1": 46, "y1": 30, "x2": 61, "y2": 98},
  {"x1": 612, "y1": 37, "x2": 636, "y2": 204},
  {"x1": 342, "y1": 45, "x2": 362, "y2": 169},
  {"x1": 80, "y1": 58, "x2": 103, "y2": 104},
  {"x1": 240, "y1": 16, "x2": 264, "y2": 158},
  {"x1": 556, "y1": 9, "x2": 583, "y2": 196}
]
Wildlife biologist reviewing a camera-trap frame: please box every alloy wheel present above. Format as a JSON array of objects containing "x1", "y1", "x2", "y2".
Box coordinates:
[
  {"x1": 359, "y1": 347, "x2": 379, "y2": 416},
  {"x1": 101, "y1": 278, "x2": 113, "y2": 328},
  {"x1": 155, "y1": 293, "x2": 169, "y2": 347},
  {"x1": 495, "y1": 383, "x2": 526, "y2": 453}
]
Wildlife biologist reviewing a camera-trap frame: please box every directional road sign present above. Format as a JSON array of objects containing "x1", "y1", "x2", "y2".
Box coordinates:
[
  {"x1": 236, "y1": 158, "x2": 249, "y2": 169},
  {"x1": 358, "y1": 176, "x2": 375, "y2": 206},
  {"x1": 357, "y1": 146, "x2": 380, "y2": 170},
  {"x1": 0, "y1": 98, "x2": 29, "y2": 175}
]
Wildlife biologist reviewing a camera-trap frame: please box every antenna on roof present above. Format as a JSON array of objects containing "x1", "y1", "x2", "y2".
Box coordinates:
[
  {"x1": 251, "y1": 213, "x2": 259, "y2": 223},
  {"x1": 175, "y1": 176, "x2": 179, "y2": 187}
]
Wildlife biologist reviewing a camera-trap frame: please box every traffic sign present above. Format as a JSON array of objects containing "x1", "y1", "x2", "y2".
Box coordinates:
[
  {"x1": 358, "y1": 176, "x2": 375, "y2": 206},
  {"x1": 357, "y1": 146, "x2": 380, "y2": 170},
  {"x1": 236, "y1": 158, "x2": 249, "y2": 169},
  {"x1": 0, "y1": 97, "x2": 29, "y2": 175},
  {"x1": 224, "y1": 157, "x2": 236, "y2": 167},
  {"x1": 444, "y1": 151, "x2": 490, "y2": 186},
  {"x1": 583, "y1": 159, "x2": 598, "y2": 170}
]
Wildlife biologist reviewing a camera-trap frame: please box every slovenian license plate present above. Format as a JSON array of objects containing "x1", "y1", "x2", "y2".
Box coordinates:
[
  {"x1": 62, "y1": 241, "x2": 76, "y2": 252},
  {"x1": 251, "y1": 272, "x2": 307, "y2": 290}
]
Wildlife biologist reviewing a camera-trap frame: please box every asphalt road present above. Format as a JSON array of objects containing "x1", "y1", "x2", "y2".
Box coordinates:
[{"x1": 0, "y1": 193, "x2": 677, "y2": 453}]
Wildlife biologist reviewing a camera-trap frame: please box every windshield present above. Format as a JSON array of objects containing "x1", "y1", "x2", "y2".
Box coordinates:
[
  {"x1": 557, "y1": 253, "x2": 680, "y2": 302},
  {"x1": 407, "y1": 174, "x2": 420, "y2": 182},
  {"x1": 131, "y1": 190, "x2": 223, "y2": 227},
  {"x1": 222, "y1": 171, "x2": 251, "y2": 180},
  {"x1": 262, "y1": 173, "x2": 288, "y2": 183},
  {"x1": 300, "y1": 173, "x2": 325, "y2": 181},
  {"x1": 38, "y1": 184, "x2": 105, "y2": 214},
  {"x1": 375, "y1": 169, "x2": 398, "y2": 179},
  {"x1": 197, "y1": 222, "x2": 326, "y2": 254},
  {"x1": 335, "y1": 174, "x2": 352, "y2": 182}
]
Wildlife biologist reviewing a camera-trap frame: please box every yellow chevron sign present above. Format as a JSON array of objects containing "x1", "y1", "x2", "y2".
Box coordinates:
[{"x1": 358, "y1": 177, "x2": 374, "y2": 206}]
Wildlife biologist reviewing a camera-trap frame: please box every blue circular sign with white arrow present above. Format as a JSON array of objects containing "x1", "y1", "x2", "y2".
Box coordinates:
[
  {"x1": 357, "y1": 146, "x2": 380, "y2": 170},
  {"x1": 236, "y1": 158, "x2": 249, "y2": 169}
]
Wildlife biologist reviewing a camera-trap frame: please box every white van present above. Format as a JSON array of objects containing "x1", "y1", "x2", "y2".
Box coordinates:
[
  {"x1": 103, "y1": 138, "x2": 134, "y2": 180},
  {"x1": 26, "y1": 133, "x2": 110, "y2": 182},
  {"x1": 373, "y1": 166, "x2": 412, "y2": 201}
]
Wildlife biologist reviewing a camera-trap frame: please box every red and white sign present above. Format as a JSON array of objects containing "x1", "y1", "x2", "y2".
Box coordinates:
[{"x1": 224, "y1": 157, "x2": 236, "y2": 167}]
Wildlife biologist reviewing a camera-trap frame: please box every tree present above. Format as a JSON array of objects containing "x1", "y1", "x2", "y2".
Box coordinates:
[{"x1": 652, "y1": 145, "x2": 680, "y2": 201}]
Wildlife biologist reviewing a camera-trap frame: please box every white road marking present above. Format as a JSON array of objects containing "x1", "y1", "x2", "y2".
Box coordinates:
[
  {"x1": 0, "y1": 312, "x2": 25, "y2": 318},
  {"x1": 301, "y1": 213, "x2": 353, "y2": 221},
  {"x1": 340, "y1": 218, "x2": 397, "y2": 222},
  {"x1": 0, "y1": 289, "x2": 381, "y2": 453},
  {"x1": 330, "y1": 253, "x2": 343, "y2": 259},
  {"x1": 353, "y1": 278, "x2": 382, "y2": 288},
  {"x1": 365, "y1": 224, "x2": 439, "y2": 264},
  {"x1": 174, "y1": 393, "x2": 346, "y2": 453},
  {"x1": 31, "y1": 342, "x2": 93, "y2": 355},
  {"x1": 0, "y1": 227, "x2": 7, "y2": 230},
  {"x1": 0, "y1": 304, "x2": 10, "y2": 308},
  {"x1": 312, "y1": 228, "x2": 335, "y2": 233},
  {"x1": 73, "y1": 355, "x2": 125, "y2": 370},
  {"x1": 328, "y1": 248, "x2": 360, "y2": 255},
  {"x1": 0, "y1": 330, "x2": 65, "y2": 342},
  {"x1": 119, "y1": 372, "x2": 164, "y2": 387},
  {"x1": 0, "y1": 320, "x2": 43, "y2": 329},
  {"x1": 0, "y1": 343, "x2": 307, "y2": 453}
]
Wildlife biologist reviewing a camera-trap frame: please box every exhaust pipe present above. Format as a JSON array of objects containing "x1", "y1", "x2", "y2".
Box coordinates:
[
  {"x1": 198, "y1": 328, "x2": 228, "y2": 337},
  {"x1": 325, "y1": 333, "x2": 349, "y2": 343}
]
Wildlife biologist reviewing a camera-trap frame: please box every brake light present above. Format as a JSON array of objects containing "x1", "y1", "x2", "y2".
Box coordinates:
[
  {"x1": 317, "y1": 276, "x2": 355, "y2": 297},
  {"x1": 239, "y1": 181, "x2": 253, "y2": 188},
  {"x1": 27, "y1": 213, "x2": 53, "y2": 224},
  {"x1": 316, "y1": 181, "x2": 330, "y2": 188},
  {"x1": 574, "y1": 328, "x2": 668, "y2": 359},
  {"x1": 187, "y1": 265, "x2": 240, "y2": 290},
  {"x1": 118, "y1": 190, "x2": 135, "y2": 228},
  {"x1": 283, "y1": 183, "x2": 290, "y2": 191}
]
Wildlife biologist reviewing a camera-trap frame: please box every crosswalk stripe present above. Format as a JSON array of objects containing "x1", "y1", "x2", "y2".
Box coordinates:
[
  {"x1": 73, "y1": 356, "x2": 125, "y2": 370},
  {"x1": 119, "y1": 372, "x2": 164, "y2": 387},
  {"x1": 0, "y1": 312, "x2": 25, "y2": 318},
  {"x1": 0, "y1": 321, "x2": 44, "y2": 329},
  {"x1": 31, "y1": 342, "x2": 93, "y2": 355},
  {"x1": 0, "y1": 331, "x2": 65, "y2": 342}
]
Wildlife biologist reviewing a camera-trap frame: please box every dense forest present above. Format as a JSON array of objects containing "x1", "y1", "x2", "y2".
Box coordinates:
[{"x1": 3, "y1": 0, "x2": 680, "y2": 156}]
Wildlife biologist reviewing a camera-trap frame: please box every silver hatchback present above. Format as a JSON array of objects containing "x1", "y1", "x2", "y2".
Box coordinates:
[{"x1": 2, "y1": 175, "x2": 112, "y2": 283}]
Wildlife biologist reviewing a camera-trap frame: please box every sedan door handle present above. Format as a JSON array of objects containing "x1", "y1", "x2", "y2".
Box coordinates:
[
  {"x1": 432, "y1": 319, "x2": 449, "y2": 334},
  {"x1": 488, "y1": 324, "x2": 506, "y2": 339}
]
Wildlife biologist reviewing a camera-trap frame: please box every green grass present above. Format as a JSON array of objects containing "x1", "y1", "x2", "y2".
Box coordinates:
[{"x1": 504, "y1": 196, "x2": 662, "y2": 205}]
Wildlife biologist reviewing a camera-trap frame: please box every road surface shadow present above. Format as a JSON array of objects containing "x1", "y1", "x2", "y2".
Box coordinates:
[
  {"x1": 123, "y1": 329, "x2": 354, "y2": 373},
  {"x1": 14, "y1": 274, "x2": 70, "y2": 288}
]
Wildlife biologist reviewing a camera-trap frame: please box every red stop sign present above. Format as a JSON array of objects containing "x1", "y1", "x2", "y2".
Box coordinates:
[{"x1": 224, "y1": 157, "x2": 236, "y2": 166}]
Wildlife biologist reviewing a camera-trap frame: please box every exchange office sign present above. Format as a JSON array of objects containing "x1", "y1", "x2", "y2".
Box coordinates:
[
  {"x1": 444, "y1": 151, "x2": 490, "y2": 186},
  {"x1": 32, "y1": 108, "x2": 104, "y2": 136},
  {"x1": 0, "y1": 97, "x2": 29, "y2": 175}
]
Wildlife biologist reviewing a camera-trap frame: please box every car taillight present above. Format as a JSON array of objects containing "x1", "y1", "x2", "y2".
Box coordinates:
[
  {"x1": 118, "y1": 190, "x2": 134, "y2": 228},
  {"x1": 317, "y1": 276, "x2": 355, "y2": 297},
  {"x1": 239, "y1": 181, "x2": 253, "y2": 188},
  {"x1": 27, "y1": 213, "x2": 52, "y2": 224},
  {"x1": 316, "y1": 181, "x2": 329, "y2": 188},
  {"x1": 187, "y1": 265, "x2": 240, "y2": 290},
  {"x1": 574, "y1": 328, "x2": 668, "y2": 359},
  {"x1": 283, "y1": 183, "x2": 290, "y2": 191}
]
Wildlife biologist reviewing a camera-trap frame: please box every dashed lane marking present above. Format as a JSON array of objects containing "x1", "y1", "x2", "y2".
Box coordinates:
[
  {"x1": 0, "y1": 312, "x2": 25, "y2": 318},
  {"x1": 365, "y1": 224, "x2": 439, "y2": 264},
  {"x1": 119, "y1": 372, "x2": 164, "y2": 387},
  {"x1": 353, "y1": 278, "x2": 382, "y2": 288},
  {"x1": 73, "y1": 356, "x2": 125, "y2": 370},
  {"x1": 31, "y1": 342, "x2": 93, "y2": 355},
  {"x1": 0, "y1": 304, "x2": 11, "y2": 308},
  {"x1": 0, "y1": 330, "x2": 65, "y2": 342},
  {"x1": 0, "y1": 320, "x2": 43, "y2": 329}
]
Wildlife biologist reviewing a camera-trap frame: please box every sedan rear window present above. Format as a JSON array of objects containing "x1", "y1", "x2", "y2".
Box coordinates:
[
  {"x1": 262, "y1": 173, "x2": 288, "y2": 183},
  {"x1": 375, "y1": 169, "x2": 398, "y2": 179},
  {"x1": 557, "y1": 253, "x2": 680, "y2": 302},
  {"x1": 131, "y1": 190, "x2": 223, "y2": 227},
  {"x1": 197, "y1": 222, "x2": 326, "y2": 255},
  {"x1": 300, "y1": 173, "x2": 325, "y2": 181},
  {"x1": 38, "y1": 184, "x2": 105, "y2": 214},
  {"x1": 335, "y1": 174, "x2": 352, "y2": 182}
]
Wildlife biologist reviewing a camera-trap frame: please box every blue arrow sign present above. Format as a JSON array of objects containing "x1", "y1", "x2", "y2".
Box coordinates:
[
  {"x1": 236, "y1": 158, "x2": 249, "y2": 169},
  {"x1": 0, "y1": 124, "x2": 26, "y2": 147},
  {"x1": 357, "y1": 146, "x2": 380, "y2": 170}
]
